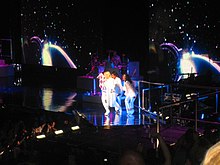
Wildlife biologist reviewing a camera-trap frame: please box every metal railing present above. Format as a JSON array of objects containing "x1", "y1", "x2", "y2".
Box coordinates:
[
  {"x1": 137, "y1": 80, "x2": 220, "y2": 155},
  {"x1": 137, "y1": 80, "x2": 169, "y2": 113},
  {"x1": 161, "y1": 84, "x2": 219, "y2": 130},
  {"x1": 137, "y1": 80, "x2": 220, "y2": 132}
]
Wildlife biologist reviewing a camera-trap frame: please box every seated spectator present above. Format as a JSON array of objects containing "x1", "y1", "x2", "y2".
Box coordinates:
[
  {"x1": 172, "y1": 128, "x2": 199, "y2": 165},
  {"x1": 119, "y1": 149, "x2": 145, "y2": 165},
  {"x1": 201, "y1": 140, "x2": 220, "y2": 165},
  {"x1": 185, "y1": 136, "x2": 212, "y2": 165},
  {"x1": 150, "y1": 132, "x2": 172, "y2": 165}
]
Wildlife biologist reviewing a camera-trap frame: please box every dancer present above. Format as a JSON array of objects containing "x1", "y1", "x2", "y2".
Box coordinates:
[
  {"x1": 111, "y1": 71, "x2": 123, "y2": 114},
  {"x1": 101, "y1": 70, "x2": 116, "y2": 116},
  {"x1": 122, "y1": 73, "x2": 137, "y2": 115},
  {"x1": 97, "y1": 71, "x2": 106, "y2": 95}
]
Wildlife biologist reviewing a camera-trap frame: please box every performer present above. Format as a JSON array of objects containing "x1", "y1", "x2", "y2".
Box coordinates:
[
  {"x1": 101, "y1": 70, "x2": 116, "y2": 116},
  {"x1": 122, "y1": 73, "x2": 137, "y2": 116},
  {"x1": 111, "y1": 51, "x2": 122, "y2": 68},
  {"x1": 86, "y1": 53, "x2": 100, "y2": 76},
  {"x1": 106, "y1": 50, "x2": 121, "y2": 77},
  {"x1": 97, "y1": 71, "x2": 106, "y2": 94},
  {"x1": 121, "y1": 53, "x2": 129, "y2": 75},
  {"x1": 111, "y1": 71, "x2": 123, "y2": 114}
]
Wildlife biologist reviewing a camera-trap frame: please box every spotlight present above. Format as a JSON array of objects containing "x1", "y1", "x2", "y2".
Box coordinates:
[
  {"x1": 36, "y1": 134, "x2": 46, "y2": 139},
  {"x1": 55, "y1": 130, "x2": 64, "y2": 135},
  {"x1": 165, "y1": 116, "x2": 170, "y2": 120},
  {"x1": 0, "y1": 151, "x2": 4, "y2": 156},
  {"x1": 186, "y1": 93, "x2": 198, "y2": 99},
  {"x1": 71, "y1": 126, "x2": 80, "y2": 131}
]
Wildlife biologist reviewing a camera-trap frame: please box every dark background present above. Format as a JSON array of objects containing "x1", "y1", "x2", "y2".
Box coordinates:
[
  {"x1": 1, "y1": 0, "x2": 220, "y2": 81},
  {"x1": 7, "y1": 0, "x2": 147, "y2": 77}
]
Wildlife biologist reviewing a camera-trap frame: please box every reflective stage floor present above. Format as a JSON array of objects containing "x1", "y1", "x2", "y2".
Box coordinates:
[{"x1": 0, "y1": 75, "x2": 220, "y2": 165}]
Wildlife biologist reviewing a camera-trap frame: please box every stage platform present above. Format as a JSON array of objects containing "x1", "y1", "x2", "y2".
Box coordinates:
[
  {"x1": 77, "y1": 75, "x2": 100, "y2": 94},
  {"x1": 1, "y1": 73, "x2": 220, "y2": 165},
  {"x1": 82, "y1": 92, "x2": 102, "y2": 104},
  {"x1": 0, "y1": 59, "x2": 14, "y2": 77},
  {"x1": 76, "y1": 75, "x2": 143, "y2": 104}
]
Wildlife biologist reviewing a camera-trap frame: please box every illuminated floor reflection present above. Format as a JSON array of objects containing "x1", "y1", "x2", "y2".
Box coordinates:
[
  {"x1": 84, "y1": 110, "x2": 145, "y2": 126},
  {"x1": 0, "y1": 83, "x2": 149, "y2": 127}
]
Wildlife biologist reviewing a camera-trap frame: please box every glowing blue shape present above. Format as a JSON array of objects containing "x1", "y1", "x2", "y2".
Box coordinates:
[
  {"x1": 30, "y1": 36, "x2": 77, "y2": 69},
  {"x1": 160, "y1": 43, "x2": 220, "y2": 81},
  {"x1": 45, "y1": 44, "x2": 77, "y2": 69},
  {"x1": 191, "y1": 54, "x2": 220, "y2": 73},
  {"x1": 201, "y1": 113, "x2": 204, "y2": 120}
]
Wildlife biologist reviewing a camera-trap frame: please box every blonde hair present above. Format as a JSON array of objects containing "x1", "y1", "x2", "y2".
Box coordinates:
[
  {"x1": 104, "y1": 71, "x2": 111, "y2": 79},
  {"x1": 201, "y1": 140, "x2": 220, "y2": 165}
]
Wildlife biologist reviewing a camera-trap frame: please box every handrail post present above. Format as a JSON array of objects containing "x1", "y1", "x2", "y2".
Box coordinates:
[
  {"x1": 138, "y1": 81, "x2": 141, "y2": 113},
  {"x1": 195, "y1": 96, "x2": 198, "y2": 132},
  {"x1": 216, "y1": 89, "x2": 218, "y2": 113},
  {"x1": 142, "y1": 89, "x2": 145, "y2": 110},
  {"x1": 148, "y1": 83, "x2": 151, "y2": 111},
  {"x1": 155, "y1": 105, "x2": 160, "y2": 158}
]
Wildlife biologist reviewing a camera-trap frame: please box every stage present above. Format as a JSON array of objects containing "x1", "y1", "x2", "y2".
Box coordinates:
[
  {"x1": 0, "y1": 69, "x2": 220, "y2": 165},
  {"x1": 0, "y1": 62, "x2": 220, "y2": 165},
  {"x1": 0, "y1": 59, "x2": 14, "y2": 77}
]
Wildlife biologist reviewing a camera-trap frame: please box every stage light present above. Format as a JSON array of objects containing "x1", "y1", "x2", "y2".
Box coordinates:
[
  {"x1": 0, "y1": 151, "x2": 4, "y2": 156},
  {"x1": 36, "y1": 134, "x2": 46, "y2": 139},
  {"x1": 201, "y1": 113, "x2": 204, "y2": 120},
  {"x1": 186, "y1": 94, "x2": 191, "y2": 99},
  {"x1": 165, "y1": 116, "x2": 170, "y2": 120},
  {"x1": 71, "y1": 126, "x2": 80, "y2": 131},
  {"x1": 170, "y1": 143, "x2": 176, "y2": 146},
  {"x1": 55, "y1": 130, "x2": 64, "y2": 135},
  {"x1": 186, "y1": 93, "x2": 197, "y2": 99}
]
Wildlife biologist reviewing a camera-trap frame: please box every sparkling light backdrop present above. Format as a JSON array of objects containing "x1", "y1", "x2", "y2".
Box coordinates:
[{"x1": 149, "y1": 0, "x2": 220, "y2": 56}]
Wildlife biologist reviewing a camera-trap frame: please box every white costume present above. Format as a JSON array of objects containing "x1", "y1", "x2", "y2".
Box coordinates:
[
  {"x1": 101, "y1": 72, "x2": 116, "y2": 115},
  {"x1": 97, "y1": 72, "x2": 106, "y2": 92},
  {"x1": 123, "y1": 80, "x2": 137, "y2": 115},
  {"x1": 113, "y1": 76, "x2": 123, "y2": 113}
]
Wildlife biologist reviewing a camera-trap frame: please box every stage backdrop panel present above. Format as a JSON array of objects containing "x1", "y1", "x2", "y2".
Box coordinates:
[
  {"x1": 127, "y1": 61, "x2": 139, "y2": 79},
  {"x1": 77, "y1": 76, "x2": 100, "y2": 93}
]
